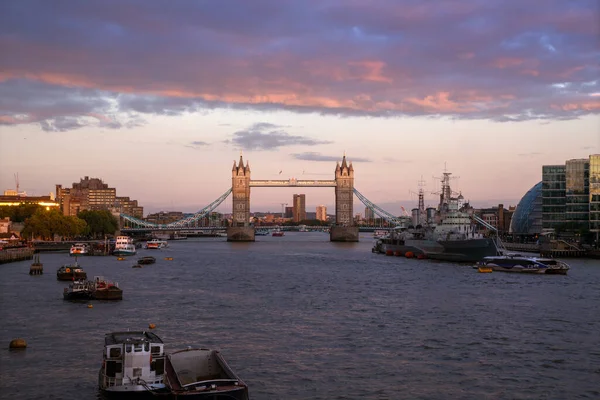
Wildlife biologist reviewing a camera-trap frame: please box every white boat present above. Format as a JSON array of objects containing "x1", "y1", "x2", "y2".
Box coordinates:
[
  {"x1": 146, "y1": 238, "x2": 169, "y2": 249},
  {"x1": 113, "y1": 236, "x2": 136, "y2": 256},
  {"x1": 475, "y1": 255, "x2": 570, "y2": 275},
  {"x1": 98, "y1": 331, "x2": 166, "y2": 394},
  {"x1": 69, "y1": 243, "x2": 89, "y2": 256},
  {"x1": 373, "y1": 230, "x2": 388, "y2": 239}
]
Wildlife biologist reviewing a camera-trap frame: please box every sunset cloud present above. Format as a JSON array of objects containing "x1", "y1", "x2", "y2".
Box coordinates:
[{"x1": 0, "y1": 0, "x2": 598, "y2": 131}]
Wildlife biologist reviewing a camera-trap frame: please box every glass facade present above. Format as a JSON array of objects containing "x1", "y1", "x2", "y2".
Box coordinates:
[
  {"x1": 590, "y1": 155, "x2": 600, "y2": 233},
  {"x1": 542, "y1": 165, "x2": 566, "y2": 230},
  {"x1": 565, "y1": 158, "x2": 589, "y2": 230},
  {"x1": 509, "y1": 182, "x2": 542, "y2": 234}
]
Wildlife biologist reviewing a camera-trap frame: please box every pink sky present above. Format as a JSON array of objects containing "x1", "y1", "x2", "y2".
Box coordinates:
[{"x1": 0, "y1": 0, "x2": 598, "y2": 215}]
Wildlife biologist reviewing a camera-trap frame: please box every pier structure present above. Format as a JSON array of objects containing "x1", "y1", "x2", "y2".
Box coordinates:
[{"x1": 228, "y1": 154, "x2": 358, "y2": 242}]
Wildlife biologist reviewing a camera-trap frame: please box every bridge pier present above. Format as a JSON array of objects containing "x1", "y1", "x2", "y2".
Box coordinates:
[
  {"x1": 330, "y1": 226, "x2": 359, "y2": 242},
  {"x1": 227, "y1": 227, "x2": 255, "y2": 242}
]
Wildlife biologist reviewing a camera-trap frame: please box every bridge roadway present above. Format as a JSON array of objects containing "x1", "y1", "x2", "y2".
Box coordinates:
[
  {"x1": 120, "y1": 226, "x2": 393, "y2": 233},
  {"x1": 249, "y1": 179, "x2": 337, "y2": 187}
]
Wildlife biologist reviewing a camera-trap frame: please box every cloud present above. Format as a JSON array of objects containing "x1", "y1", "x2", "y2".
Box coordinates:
[
  {"x1": 185, "y1": 140, "x2": 210, "y2": 149},
  {"x1": 228, "y1": 123, "x2": 330, "y2": 151},
  {"x1": 0, "y1": 0, "x2": 599, "y2": 127},
  {"x1": 292, "y1": 152, "x2": 371, "y2": 162}
]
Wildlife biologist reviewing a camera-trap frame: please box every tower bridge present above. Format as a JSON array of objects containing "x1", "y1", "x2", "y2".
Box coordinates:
[{"x1": 120, "y1": 154, "x2": 410, "y2": 241}]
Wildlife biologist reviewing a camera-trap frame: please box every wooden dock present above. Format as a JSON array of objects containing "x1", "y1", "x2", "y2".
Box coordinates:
[{"x1": 0, "y1": 248, "x2": 34, "y2": 264}]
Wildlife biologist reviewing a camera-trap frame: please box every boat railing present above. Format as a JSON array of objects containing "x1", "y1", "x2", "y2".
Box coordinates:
[{"x1": 182, "y1": 378, "x2": 241, "y2": 388}]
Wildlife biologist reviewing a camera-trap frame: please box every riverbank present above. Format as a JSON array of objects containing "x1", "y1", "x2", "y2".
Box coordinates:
[{"x1": 0, "y1": 248, "x2": 34, "y2": 264}]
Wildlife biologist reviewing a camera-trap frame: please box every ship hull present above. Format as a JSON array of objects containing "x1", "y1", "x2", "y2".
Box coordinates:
[{"x1": 427, "y1": 238, "x2": 497, "y2": 262}]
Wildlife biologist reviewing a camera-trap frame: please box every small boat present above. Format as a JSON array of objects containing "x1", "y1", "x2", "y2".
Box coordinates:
[
  {"x1": 164, "y1": 257, "x2": 173, "y2": 261},
  {"x1": 138, "y1": 256, "x2": 156, "y2": 265},
  {"x1": 146, "y1": 238, "x2": 169, "y2": 249},
  {"x1": 56, "y1": 259, "x2": 87, "y2": 281},
  {"x1": 478, "y1": 266, "x2": 493, "y2": 273},
  {"x1": 132, "y1": 264, "x2": 143, "y2": 268},
  {"x1": 272, "y1": 230, "x2": 284, "y2": 237},
  {"x1": 63, "y1": 279, "x2": 95, "y2": 300},
  {"x1": 69, "y1": 243, "x2": 90, "y2": 256},
  {"x1": 373, "y1": 230, "x2": 388, "y2": 239},
  {"x1": 170, "y1": 233, "x2": 187, "y2": 240},
  {"x1": 164, "y1": 348, "x2": 249, "y2": 400},
  {"x1": 93, "y1": 276, "x2": 123, "y2": 300},
  {"x1": 99, "y1": 331, "x2": 167, "y2": 394},
  {"x1": 113, "y1": 236, "x2": 137, "y2": 256},
  {"x1": 475, "y1": 254, "x2": 571, "y2": 275},
  {"x1": 255, "y1": 229, "x2": 269, "y2": 236}
]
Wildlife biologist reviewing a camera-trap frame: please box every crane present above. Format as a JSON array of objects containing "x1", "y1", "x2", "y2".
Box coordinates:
[{"x1": 14, "y1": 173, "x2": 19, "y2": 194}]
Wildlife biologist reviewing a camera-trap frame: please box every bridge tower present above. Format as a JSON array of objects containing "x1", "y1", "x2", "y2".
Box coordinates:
[
  {"x1": 227, "y1": 154, "x2": 255, "y2": 241},
  {"x1": 330, "y1": 154, "x2": 359, "y2": 242}
]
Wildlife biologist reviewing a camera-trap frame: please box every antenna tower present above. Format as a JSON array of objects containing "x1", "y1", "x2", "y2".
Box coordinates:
[{"x1": 14, "y1": 173, "x2": 19, "y2": 194}]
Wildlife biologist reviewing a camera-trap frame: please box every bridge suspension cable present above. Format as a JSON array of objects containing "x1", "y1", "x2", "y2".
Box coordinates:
[
  {"x1": 353, "y1": 188, "x2": 409, "y2": 226},
  {"x1": 120, "y1": 188, "x2": 232, "y2": 229}
]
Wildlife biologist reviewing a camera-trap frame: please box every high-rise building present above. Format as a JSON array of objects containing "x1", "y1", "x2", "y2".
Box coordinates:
[
  {"x1": 56, "y1": 176, "x2": 143, "y2": 218},
  {"x1": 565, "y1": 158, "x2": 589, "y2": 231},
  {"x1": 364, "y1": 207, "x2": 374, "y2": 222},
  {"x1": 316, "y1": 205, "x2": 327, "y2": 221},
  {"x1": 590, "y1": 155, "x2": 600, "y2": 240},
  {"x1": 292, "y1": 194, "x2": 306, "y2": 222},
  {"x1": 285, "y1": 206, "x2": 293, "y2": 218},
  {"x1": 541, "y1": 155, "x2": 599, "y2": 235},
  {"x1": 541, "y1": 165, "x2": 566, "y2": 231}
]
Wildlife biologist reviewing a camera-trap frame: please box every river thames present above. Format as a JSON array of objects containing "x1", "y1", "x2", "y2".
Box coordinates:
[{"x1": 1, "y1": 232, "x2": 599, "y2": 400}]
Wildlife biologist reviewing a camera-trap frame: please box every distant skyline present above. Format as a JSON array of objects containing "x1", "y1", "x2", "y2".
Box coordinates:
[{"x1": 0, "y1": 1, "x2": 598, "y2": 216}]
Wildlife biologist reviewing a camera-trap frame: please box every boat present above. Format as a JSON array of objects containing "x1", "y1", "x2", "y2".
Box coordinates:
[
  {"x1": 372, "y1": 171, "x2": 502, "y2": 262},
  {"x1": 56, "y1": 259, "x2": 87, "y2": 281},
  {"x1": 98, "y1": 331, "x2": 167, "y2": 394},
  {"x1": 475, "y1": 255, "x2": 571, "y2": 275},
  {"x1": 272, "y1": 229, "x2": 284, "y2": 237},
  {"x1": 298, "y1": 225, "x2": 309, "y2": 232},
  {"x1": 373, "y1": 230, "x2": 388, "y2": 239},
  {"x1": 169, "y1": 233, "x2": 187, "y2": 240},
  {"x1": 69, "y1": 242, "x2": 90, "y2": 256},
  {"x1": 132, "y1": 264, "x2": 143, "y2": 268},
  {"x1": 164, "y1": 348, "x2": 249, "y2": 400},
  {"x1": 63, "y1": 279, "x2": 95, "y2": 300},
  {"x1": 478, "y1": 266, "x2": 493, "y2": 273},
  {"x1": 138, "y1": 256, "x2": 156, "y2": 265},
  {"x1": 255, "y1": 229, "x2": 269, "y2": 236},
  {"x1": 93, "y1": 276, "x2": 123, "y2": 300},
  {"x1": 146, "y1": 238, "x2": 169, "y2": 249},
  {"x1": 113, "y1": 236, "x2": 137, "y2": 256}
]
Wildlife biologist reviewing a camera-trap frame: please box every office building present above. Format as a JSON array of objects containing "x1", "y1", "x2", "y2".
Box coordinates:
[
  {"x1": 316, "y1": 205, "x2": 327, "y2": 221},
  {"x1": 364, "y1": 207, "x2": 374, "y2": 222},
  {"x1": 590, "y1": 155, "x2": 600, "y2": 238},
  {"x1": 292, "y1": 194, "x2": 306, "y2": 222},
  {"x1": 56, "y1": 176, "x2": 143, "y2": 218},
  {"x1": 541, "y1": 155, "x2": 598, "y2": 235},
  {"x1": 541, "y1": 165, "x2": 566, "y2": 231}
]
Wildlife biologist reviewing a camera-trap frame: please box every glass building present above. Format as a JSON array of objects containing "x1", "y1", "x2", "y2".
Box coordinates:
[
  {"x1": 509, "y1": 182, "x2": 542, "y2": 235},
  {"x1": 542, "y1": 165, "x2": 566, "y2": 230},
  {"x1": 590, "y1": 155, "x2": 600, "y2": 237},
  {"x1": 565, "y1": 158, "x2": 589, "y2": 230}
]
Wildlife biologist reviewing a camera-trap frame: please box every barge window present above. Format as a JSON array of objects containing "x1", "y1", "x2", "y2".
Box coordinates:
[
  {"x1": 125, "y1": 344, "x2": 132, "y2": 353},
  {"x1": 109, "y1": 347, "x2": 121, "y2": 358},
  {"x1": 134, "y1": 344, "x2": 143, "y2": 352},
  {"x1": 144, "y1": 342, "x2": 150, "y2": 352},
  {"x1": 151, "y1": 346, "x2": 161, "y2": 355}
]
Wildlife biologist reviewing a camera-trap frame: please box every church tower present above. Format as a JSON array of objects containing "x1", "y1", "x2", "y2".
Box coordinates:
[
  {"x1": 334, "y1": 154, "x2": 354, "y2": 226},
  {"x1": 231, "y1": 154, "x2": 251, "y2": 226}
]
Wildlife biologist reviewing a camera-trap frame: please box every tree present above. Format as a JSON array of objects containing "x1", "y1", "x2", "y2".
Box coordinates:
[
  {"x1": 22, "y1": 209, "x2": 87, "y2": 240},
  {"x1": 0, "y1": 204, "x2": 42, "y2": 222},
  {"x1": 78, "y1": 210, "x2": 119, "y2": 238}
]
